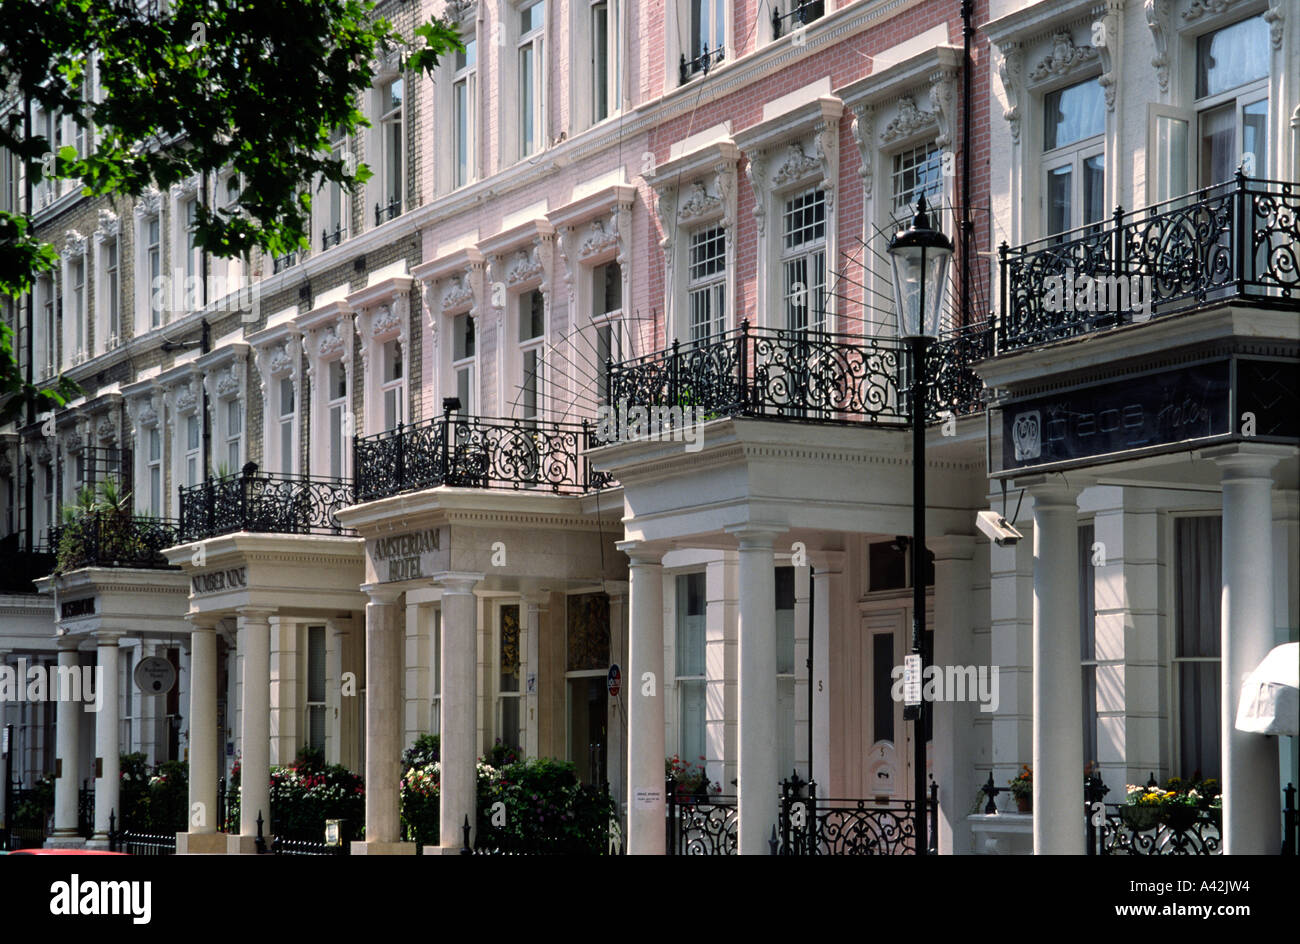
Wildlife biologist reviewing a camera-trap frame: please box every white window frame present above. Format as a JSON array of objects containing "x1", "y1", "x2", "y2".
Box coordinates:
[
  {"x1": 780, "y1": 186, "x2": 828, "y2": 332},
  {"x1": 673, "y1": 571, "x2": 708, "y2": 767},
  {"x1": 1169, "y1": 512, "x2": 1224, "y2": 782},
  {"x1": 304, "y1": 625, "x2": 327, "y2": 754},
  {"x1": 36, "y1": 274, "x2": 57, "y2": 379},
  {"x1": 315, "y1": 132, "x2": 349, "y2": 252},
  {"x1": 302, "y1": 308, "x2": 355, "y2": 479},
  {"x1": 686, "y1": 225, "x2": 726, "y2": 342},
  {"x1": 1040, "y1": 77, "x2": 1106, "y2": 238},
  {"x1": 32, "y1": 103, "x2": 59, "y2": 209},
  {"x1": 183, "y1": 411, "x2": 202, "y2": 487},
  {"x1": 451, "y1": 311, "x2": 478, "y2": 415},
  {"x1": 452, "y1": 36, "x2": 478, "y2": 190},
  {"x1": 514, "y1": 0, "x2": 547, "y2": 162},
  {"x1": 372, "y1": 74, "x2": 404, "y2": 223},
  {"x1": 146, "y1": 424, "x2": 163, "y2": 514},
  {"x1": 572, "y1": 0, "x2": 622, "y2": 131},
  {"x1": 496, "y1": 601, "x2": 523, "y2": 750},
  {"x1": 380, "y1": 337, "x2": 405, "y2": 432},
  {"x1": 277, "y1": 374, "x2": 297, "y2": 477},
  {"x1": 60, "y1": 242, "x2": 88, "y2": 368},
  {"x1": 1191, "y1": 13, "x2": 1270, "y2": 188},
  {"x1": 94, "y1": 228, "x2": 120, "y2": 354},
  {"x1": 136, "y1": 208, "x2": 163, "y2": 330},
  {"x1": 515, "y1": 287, "x2": 546, "y2": 422}
]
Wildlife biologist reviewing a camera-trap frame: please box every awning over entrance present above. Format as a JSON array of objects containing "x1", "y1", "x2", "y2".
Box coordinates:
[{"x1": 1235, "y1": 642, "x2": 1299, "y2": 736}]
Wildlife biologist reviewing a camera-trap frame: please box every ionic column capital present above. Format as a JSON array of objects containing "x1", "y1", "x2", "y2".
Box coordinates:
[{"x1": 433, "y1": 572, "x2": 483, "y2": 596}]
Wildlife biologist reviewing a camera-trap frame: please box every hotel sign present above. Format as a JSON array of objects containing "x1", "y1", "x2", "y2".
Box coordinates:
[
  {"x1": 1000, "y1": 361, "x2": 1232, "y2": 473},
  {"x1": 192, "y1": 567, "x2": 248, "y2": 595},
  {"x1": 368, "y1": 527, "x2": 447, "y2": 584}
]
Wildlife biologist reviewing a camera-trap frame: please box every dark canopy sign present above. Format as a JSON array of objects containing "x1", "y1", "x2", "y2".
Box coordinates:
[{"x1": 1000, "y1": 361, "x2": 1232, "y2": 473}]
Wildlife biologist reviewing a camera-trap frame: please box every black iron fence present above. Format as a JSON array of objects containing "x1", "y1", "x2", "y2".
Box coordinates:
[
  {"x1": 771, "y1": 1, "x2": 825, "y2": 38},
  {"x1": 354, "y1": 413, "x2": 616, "y2": 504},
  {"x1": 178, "y1": 464, "x2": 355, "y2": 542},
  {"x1": 108, "y1": 811, "x2": 176, "y2": 855},
  {"x1": 49, "y1": 513, "x2": 180, "y2": 571},
  {"x1": 375, "y1": 199, "x2": 401, "y2": 226},
  {"x1": 999, "y1": 172, "x2": 1300, "y2": 352},
  {"x1": 679, "y1": 43, "x2": 724, "y2": 84},
  {"x1": 775, "y1": 775, "x2": 936, "y2": 855},
  {"x1": 607, "y1": 319, "x2": 991, "y2": 429},
  {"x1": 1085, "y1": 774, "x2": 1222, "y2": 855},
  {"x1": 78, "y1": 779, "x2": 94, "y2": 839},
  {"x1": 666, "y1": 780, "x2": 737, "y2": 855}
]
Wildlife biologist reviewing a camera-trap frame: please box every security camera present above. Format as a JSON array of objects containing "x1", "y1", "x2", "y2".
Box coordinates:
[{"x1": 977, "y1": 510, "x2": 1023, "y2": 547}]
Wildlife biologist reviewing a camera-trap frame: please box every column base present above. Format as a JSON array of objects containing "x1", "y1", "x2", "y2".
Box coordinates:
[
  {"x1": 177, "y1": 832, "x2": 228, "y2": 855},
  {"x1": 349, "y1": 840, "x2": 419, "y2": 856},
  {"x1": 84, "y1": 836, "x2": 111, "y2": 850},
  {"x1": 226, "y1": 834, "x2": 265, "y2": 855},
  {"x1": 44, "y1": 834, "x2": 87, "y2": 849}
]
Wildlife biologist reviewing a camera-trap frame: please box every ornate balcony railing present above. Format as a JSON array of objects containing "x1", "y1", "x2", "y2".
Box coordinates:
[
  {"x1": 375, "y1": 199, "x2": 401, "y2": 226},
  {"x1": 776, "y1": 775, "x2": 936, "y2": 855},
  {"x1": 272, "y1": 251, "x2": 298, "y2": 274},
  {"x1": 679, "y1": 43, "x2": 725, "y2": 84},
  {"x1": 178, "y1": 464, "x2": 355, "y2": 542},
  {"x1": 666, "y1": 780, "x2": 736, "y2": 855},
  {"x1": 771, "y1": 1, "x2": 825, "y2": 38},
  {"x1": 49, "y1": 513, "x2": 181, "y2": 572},
  {"x1": 321, "y1": 225, "x2": 346, "y2": 251},
  {"x1": 999, "y1": 172, "x2": 1300, "y2": 353},
  {"x1": 606, "y1": 320, "x2": 991, "y2": 429},
  {"x1": 353, "y1": 414, "x2": 617, "y2": 505}
]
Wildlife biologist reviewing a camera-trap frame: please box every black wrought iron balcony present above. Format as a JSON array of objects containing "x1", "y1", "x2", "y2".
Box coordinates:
[
  {"x1": 772, "y1": 1, "x2": 825, "y2": 38},
  {"x1": 353, "y1": 414, "x2": 616, "y2": 505},
  {"x1": 322, "y1": 225, "x2": 346, "y2": 251},
  {"x1": 178, "y1": 464, "x2": 355, "y2": 542},
  {"x1": 374, "y1": 199, "x2": 401, "y2": 226},
  {"x1": 48, "y1": 513, "x2": 181, "y2": 572},
  {"x1": 679, "y1": 43, "x2": 725, "y2": 85},
  {"x1": 0, "y1": 535, "x2": 57, "y2": 591},
  {"x1": 606, "y1": 320, "x2": 991, "y2": 430},
  {"x1": 272, "y1": 251, "x2": 298, "y2": 274},
  {"x1": 999, "y1": 171, "x2": 1300, "y2": 354}
]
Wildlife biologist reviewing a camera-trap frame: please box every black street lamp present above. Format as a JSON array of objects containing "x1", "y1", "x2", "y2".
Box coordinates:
[{"x1": 887, "y1": 194, "x2": 953, "y2": 854}]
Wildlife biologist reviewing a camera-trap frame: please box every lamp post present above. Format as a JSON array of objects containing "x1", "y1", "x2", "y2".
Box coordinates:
[{"x1": 887, "y1": 194, "x2": 953, "y2": 854}]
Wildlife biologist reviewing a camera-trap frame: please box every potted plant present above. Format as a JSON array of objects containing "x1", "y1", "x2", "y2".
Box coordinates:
[
  {"x1": 1121, "y1": 784, "x2": 1165, "y2": 831},
  {"x1": 1009, "y1": 764, "x2": 1032, "y2": 813}
]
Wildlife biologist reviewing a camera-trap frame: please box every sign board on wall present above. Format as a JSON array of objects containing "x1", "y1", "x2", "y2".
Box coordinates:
[
  {"x1": 134, "y1": 656, "x2": 176, "y2": 695},
  {"x1": 366, "y1": 527, "x2": 448, "y2": 584},
  {"x1": 192, "y1": 567, "x2": 248, "y2": 595},
  {"x1": 995, "y1": 356, "x2": 1299, "y2": 477}
]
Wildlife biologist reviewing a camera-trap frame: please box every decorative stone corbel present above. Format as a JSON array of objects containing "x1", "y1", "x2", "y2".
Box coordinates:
[
  {"x1": 850, "y1": 103, "x2": 876, "y2": 197},
  {"x1": 1264, "y1": 4, "x2": 1284, "y2": 50},
  {"x1": 814, "y1": 115, "x2": 840, "y2": 212},
  {"x1": 1145, "y1": 0, "x2": 1171, "y2": 93},
  {"x1": 930, "y1": 68, "x2": 960, "y2": 150},
  {"x1": 1096, "y1": 2, "x2": 1124, "y2": 112},
  {"x1": 745, "y1": 150, "x2": 768, "y2": 237},
  {"x1": 713, "y1": 161, "x2": 737, "y2": 229},
  {"x1": 655, "y1": 185, "x2": 677, "y2": 250},
  {"x1": 997, "y1": 41, "x2": 1024, "y2": 145}
]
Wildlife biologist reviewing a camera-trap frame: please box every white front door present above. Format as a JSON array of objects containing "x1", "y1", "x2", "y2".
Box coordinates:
[{"x1": 862, "y1": 607, "x2": 932, "y2": 804}]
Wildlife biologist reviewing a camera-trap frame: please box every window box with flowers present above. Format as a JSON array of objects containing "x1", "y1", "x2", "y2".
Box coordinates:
[{"x1": 1122, "y1": 777, "x2": 1221, "y2": 832}]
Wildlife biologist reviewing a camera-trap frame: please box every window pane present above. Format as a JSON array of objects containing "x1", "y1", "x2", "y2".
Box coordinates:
[
  {"x1": 1044, "y1": 79, "x2": 1105, "y2": 151},
  {"x1": 280, "y1": 419, "x2": 292, "y2": 475},
  {"x1": 519, "y1": 290, "x2": 544, "y2": 341},
  {"x1": 566, "y1": 592, "x2": 610, "y2": 671},
  {"x1": 679, "y1": 679, "x2": 706, "y2": 763},
  {"x1": 521, "y1": 0, "x2": 545, "y2": 34},
  {"x1": 1083, "y1": 154, "x2": 1105, "y2": 226},
  {"x1": 1196, "y1": 15, "x2": 1268, "y2": 99},
  {"x1": 307, "y1": 626, "x2": 326, "y2": 703},
  {"x1": 456, "y1": 367, "x2": 471, "y2": 410},
  {"x1": 1198, "y1": 102, "x2": 1236, "y2": 188},
  {"x1": 775, "y1": 566, "x2": 795, "y2": 675},
  {"x1": 330, "y1": 359, "x2": 347, "y2": 399},
  {"x1": 782, "y1": 189, "x2": 825, "y2": 249},
  {"x1": 1047, "y1": 164, "x2": 1072, "y2": 236},
  {"x1": 330, "y1": 404, "x2": 343, "y2": 479},
  {"x1": 523, "y1": 348, "x2": 539, "y2": 417},
  {"x1": 520, "y1": 45, "x2": 534, "y2": 156},
  {"x1": 872, "y1": 633, "x2": 894, "y2": 744},
  {"x1": 593, "y1": 1, "x2": 609, "y2": 121},
  {"x1": 676, "y1": 572, "x2": 706, "y2": 676},
  {"x1": 1242, "y1": 99, "x2": 1268, "y2": 178},
  {"x1": 500, "y1": 605, "x2": 520, "y2": 693},
  {"x1": 454, "y1": 80, "x2": 469, "y2": 186},
  {"x1": 187, "y1": 416, "x2": 200, "y2": 449}
]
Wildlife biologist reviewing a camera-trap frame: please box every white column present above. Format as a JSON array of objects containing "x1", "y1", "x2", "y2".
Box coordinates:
[
  {"x1": 50, "y1": 638, "x2": 83, "y2": 844},
  {"x1": 929, "y1": 535, "x2": 976, "y2": 855},
  {"x1": 808, "y1": 551, "x2": 844, "y2": 793},
  {"x1": 325, "y1": 618, "x2": 344, "y2": 766},
  {"x1": 232, "y1": 607, "x2": 272, "y2": 853},
  {"x1": 522, "y1": 593, "x2": 546, "y2": 760},
  {"x1": 436, "y1": 573, "x2": 483, "y2": 853},
  {"x1": 1217, "y1": 450, "x2": 1281, "y2": 854},
  {"x1": 89, "y1": 632, "x2": 121, "y2": 846},
  {"x1": 621, "y1": 543, "x2": 665, "y2": 855},
  {"x1": 704, "y1": 553, "x2": 738, "y2": 793},
  {"x1": 403, "y1": 603, "x2": 429, "y2": 751},
  {"x1": 187, "y1": 619, "x2": 218, "y2": 834},
  {"x1": 354, "y1": 587, "x2": 406, "y2": 853},
  {"x1": 268, "y1": 616, "x2": 297, "y2": 767},
  {"x1": 732, "y1": 527, "x2": 781, "y2": 855},
  {"x1": 1029, "y1": 483, "x2": 1083, "y2": 855},
  {"x1": 606, "y1": 583, "x2": 629, "y2": 810}
]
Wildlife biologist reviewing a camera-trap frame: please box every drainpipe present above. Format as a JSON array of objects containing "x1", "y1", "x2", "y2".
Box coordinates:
[
  {"x1": 23, "y1": 93, "x2": 34, "y2": 553},
  {"x1": 961, "y1": 0, "x2": 975, "y2": 327}
]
